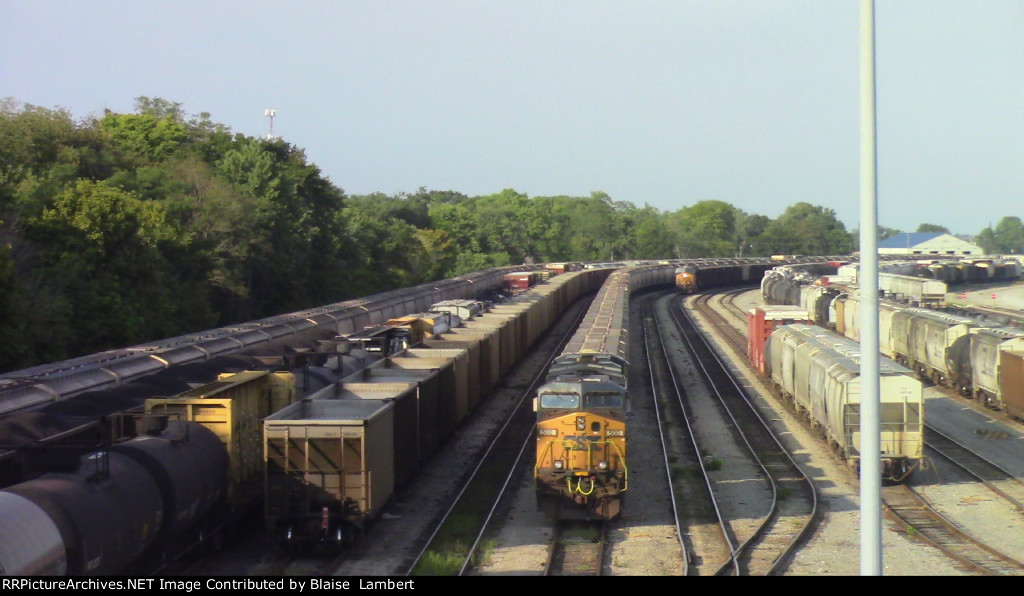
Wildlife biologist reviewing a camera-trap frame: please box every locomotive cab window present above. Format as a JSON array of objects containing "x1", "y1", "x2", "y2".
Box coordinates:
[
  {"x1": 585, "y1": 393, "x2": 624, "y2": 409},
  {"x1": 539, "y1": 392, "x2": 580, "y2": 409}
]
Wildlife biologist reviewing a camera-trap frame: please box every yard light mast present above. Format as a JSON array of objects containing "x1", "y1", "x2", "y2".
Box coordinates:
[{"x1": 860, "y1": 0, "x2": 882, "y2": 576}]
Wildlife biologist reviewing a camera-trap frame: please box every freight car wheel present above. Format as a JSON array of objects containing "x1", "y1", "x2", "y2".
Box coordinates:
[
  {"x1": 282, "y1": 525, "x2": 298, "y2": 552},
  {"x1": 326, "y1": 527, "x2": 345, "y2": 554}
]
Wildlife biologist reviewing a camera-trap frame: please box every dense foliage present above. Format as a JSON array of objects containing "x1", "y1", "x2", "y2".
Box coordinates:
[{"x1": 0, "y1": 97, "x2": 1016, "y2": 372}]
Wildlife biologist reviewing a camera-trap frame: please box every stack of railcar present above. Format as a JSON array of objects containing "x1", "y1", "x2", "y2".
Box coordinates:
[
  {"x1": 0, "y1": 369, "x2": 290, "y2": 576},
  {"x1": 261, "y1": 267, "x2": 612, "y2": 549},
  {"x1": 0, "y1": 256, "x2": 839, "y2": 574},
  {"x1": 535, "y1": 263, "x2": 709, "y2": 521},
  {"x1": 535, "y1": 266, "x2": 653, "y2": 520},
  {"x1": 759, "y1": 260, "x2": 1024, "y2": 418},
  {"x1": 0, "y1": 265, "x2": 541, "y2": 418}
]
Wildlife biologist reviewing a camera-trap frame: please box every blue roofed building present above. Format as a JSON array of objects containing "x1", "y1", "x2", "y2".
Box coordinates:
[{"x1": 878, "y1": 232, "x2": 982, "y2": 256}]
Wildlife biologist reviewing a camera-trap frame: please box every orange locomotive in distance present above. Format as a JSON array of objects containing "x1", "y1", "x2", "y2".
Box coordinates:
[{"x1": 675, "y1": 264, "x2": 699, "y2": 294}]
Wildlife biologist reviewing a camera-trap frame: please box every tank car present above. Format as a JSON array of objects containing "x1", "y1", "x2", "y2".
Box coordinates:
[
  {"x1": 534, "y1": 351, "x2": 628, "y2": 520},
  {"x1": 0, "y1": 418, "x2": 229, "y2": 576}
]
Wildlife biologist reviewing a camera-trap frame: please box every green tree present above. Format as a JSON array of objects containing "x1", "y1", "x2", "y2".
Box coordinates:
[
  {"x1": 916, "y1": 223, "x2": 949, "y2": 234},
  {"x1": 667, "y1": 200, "x2": 738, "y2": 258},
  {"x1": 737, "y1": 213, "x2": 771, "y2": 257},
  {"x1": 564, "y1": 192, "x2": 625, "y2": 261},
  {"x1": 133, "y1": 96, "x2": 185, "y2": 120},
  {"x1": 0, "y1": 242, "x2": 28, "y2": 369},
  {"x1": 762, "y1": 202, "x2": 853, "y2": 255},
  {"x1": 631, "y1": 206, "x2": 674, "y2": 259},
  {"x1": 24, "y1": 180, "x2": 187, "y2": 357},
  {"x1": 99, "y1": 111, "x2": 189, "y2": 163},
  {"x1": 978, "y1": 217, "x2": 1024, "y2": 254},
  {"x1": 343, "y1": 195, "x2": 425, "y2": 292}
]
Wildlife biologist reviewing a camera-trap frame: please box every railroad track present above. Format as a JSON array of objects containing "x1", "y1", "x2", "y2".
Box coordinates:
[
  {"x1": 544, "y1": 520, "x2": 607, "y2": 576},
  {"x1": 405, "y1": 297, "x2": 592, "y2": 576},
  {"x1": 925, "y1": 425, "x2": 1024, "y2": 513},
  {"x1": 682, "y1": 290, "x2": 819, "y2": 575},
  {"x1": 694, "y1": 285, "x2": 1024, "y2": 575},
  {"x1": 640, "y1": 299, "x2": 717, "y2": 575},
  {"x1": 881, "y1": 483, "x2": 1024, "y2": 575}
]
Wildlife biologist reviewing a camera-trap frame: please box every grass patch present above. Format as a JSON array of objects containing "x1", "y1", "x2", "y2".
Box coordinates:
[
  {"x1": 560, "y1": 521, "x2": 602, "y2": 543},
  {"x1": 414, "y1": 549, "x2": 467, "y2": 576},
  {"x1": 679, "y1": 464, "x2": 706, "y2": 479}
]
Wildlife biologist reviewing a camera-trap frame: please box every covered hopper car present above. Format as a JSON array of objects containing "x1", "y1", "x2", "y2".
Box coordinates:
[{"x1": 760, "y1": 323, "x2": 924, "y2": 482}]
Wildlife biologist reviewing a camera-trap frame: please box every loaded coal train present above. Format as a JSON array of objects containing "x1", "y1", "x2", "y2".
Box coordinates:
[
  {"x1": 535, "y1": 257, "x2": 809, "y2": 520},
  {"x1": 533, "y1": 268, "x2": 639, "y2": 520},
  {"x1": 0, "y1": 256, "x2": 824, "y2": 575}
]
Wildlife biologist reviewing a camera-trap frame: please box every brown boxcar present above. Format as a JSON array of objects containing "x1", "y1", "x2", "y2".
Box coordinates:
[
  {"x1": 342, "y1": 366, "x2": 446, "y2": 461},
  {"x1": 263, "y1": 398, "x2": 395, "y2": 548},
  {"x1": 396, "y1": 349, "x2": 473, "y2": 422},
  {"x1": 503, "y1": 272, "x2": 539, "y2": 294},
  {"x1": 313, "y1": 381, "x2": 421, "y2": 489},
  {"x1": 461, "y1": 317, "x2": 517, "y2": 378},
  {"x1": 442, "y1": 327, "x2": 501, "y2": 395},
  {"x1": 999, "y1": 348, "x2": 1024, "y2": 420}
]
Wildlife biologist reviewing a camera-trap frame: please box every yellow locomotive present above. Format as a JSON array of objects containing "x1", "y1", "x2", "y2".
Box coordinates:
[
  {"x1": 534, "y1": 352, "x2": 628, "y2": 520},
  {"x1": 675, "y1": 264, "x2": 699, "y2": 293}
]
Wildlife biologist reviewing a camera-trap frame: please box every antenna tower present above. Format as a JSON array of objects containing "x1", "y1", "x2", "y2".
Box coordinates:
[{"x1": 264, "y1": 109, "x2": 278, "y2": 140}]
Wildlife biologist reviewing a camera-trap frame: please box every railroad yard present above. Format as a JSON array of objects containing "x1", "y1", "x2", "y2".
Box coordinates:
[
  {"x1": 330, "y1": 279, "x2": 1024, "y2": 576},
  {"x1": 473, "y1": 287, "x2": 1024, "y2": 576},
  {"x1": 720, "y1": 288, "x2": 1024, "y2": 575},
  {"x1": 5, "y1": 260, "x2": 1024, "y2": 577}
]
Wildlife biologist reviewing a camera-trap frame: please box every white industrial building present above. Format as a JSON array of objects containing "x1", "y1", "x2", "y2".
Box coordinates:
[{"x1": 877, "y1": 233, "x2": 983, "y2": 257}]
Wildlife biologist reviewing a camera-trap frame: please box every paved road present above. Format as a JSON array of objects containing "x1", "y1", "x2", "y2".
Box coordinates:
[{"x1": 949, "y1": 280, "x2": 1024, "y2": 311}]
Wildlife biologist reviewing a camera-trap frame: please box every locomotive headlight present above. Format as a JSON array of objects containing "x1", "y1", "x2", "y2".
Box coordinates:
[
  {"x1": 537, "y1": 428, "x2": 558, "y2": 436},
  {"x1": 598, "y1": 461, "x2": 609, "y2": 471},
  {"x1": 606, "y1": 429, "x2": 624, "y2": 437},
  {"x1": 553, "y1": 460, "x2": 564, "y2": 470},
  {"x1": 576, "y1": 416, "x2": 586, "y2": 431}
]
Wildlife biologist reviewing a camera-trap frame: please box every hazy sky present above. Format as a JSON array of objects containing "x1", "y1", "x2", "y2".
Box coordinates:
[{"x1": 4, "y1": 1, "x2": 1022, "y2": 236}]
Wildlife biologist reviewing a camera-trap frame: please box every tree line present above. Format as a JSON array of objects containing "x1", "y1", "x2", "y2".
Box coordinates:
[{"x1": 1, "y1": 97, "x2": 1021, "y2": 373}]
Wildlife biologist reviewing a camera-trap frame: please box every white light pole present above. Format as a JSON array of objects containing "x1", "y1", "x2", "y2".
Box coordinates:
[{"x1": 860, "y1": 0, "x2": 882, "y2": 576}]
